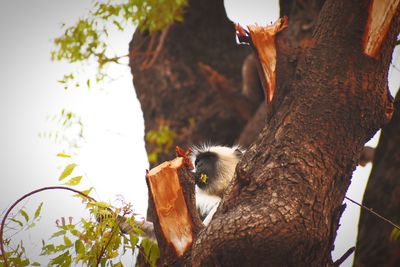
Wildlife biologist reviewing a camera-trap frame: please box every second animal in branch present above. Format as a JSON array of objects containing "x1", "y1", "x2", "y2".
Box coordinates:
[{"x1": 190, "y1": 144, "x2": 244, "y2": 226}]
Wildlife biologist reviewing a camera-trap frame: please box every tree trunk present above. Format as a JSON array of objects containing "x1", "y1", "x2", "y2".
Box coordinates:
[
  {"x1": 191, "y1": 0, "x2": 400, "y2": 264},
  {"x1": 354, "y1": 92, "x2": 400, "y2": 267},
  {"x1": 129, "y1": 0, "x2": 400, "y2": 266},
  {"x1": 129, "y1": 0, "x2": 252, "y2": 166}
]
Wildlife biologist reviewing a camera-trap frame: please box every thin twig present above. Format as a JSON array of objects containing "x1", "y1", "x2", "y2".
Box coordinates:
[
  {"x1": 0, "y1": 186, "x2": 154, "y2": 266},
  {"x1": 333, "y1": 246, "x2": 355, "y2": 266},
  {"x1": 95, "y1": 212, "x2": 125, "y2": 265},
  {"x1": 0, "y1": 186, "x2": 96, "y2": 267},
  {"x1": 345, "y1": 196, "x2": 400, "y2": 230}
]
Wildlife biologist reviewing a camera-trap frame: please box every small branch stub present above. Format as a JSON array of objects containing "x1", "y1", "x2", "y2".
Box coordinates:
[
  {"x1": 146, "y1": 148, "x2": 194, "y2": 257},
  {"x1": 236, "y1": 17, "x2": 288, "y2": 104}
]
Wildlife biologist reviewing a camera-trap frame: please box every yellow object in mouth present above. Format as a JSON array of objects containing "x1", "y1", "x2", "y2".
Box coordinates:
[{"x1": 199, "y1": 173, "x2": 208, "y2": 184}]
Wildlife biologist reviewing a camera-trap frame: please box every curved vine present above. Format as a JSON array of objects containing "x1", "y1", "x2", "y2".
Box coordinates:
[{"x1": 0, "y1": 186, "x2": 96, "y2": 266}]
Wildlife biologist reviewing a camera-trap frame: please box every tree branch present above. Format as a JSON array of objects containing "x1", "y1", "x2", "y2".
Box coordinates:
[
  {"x1": 0, "y1": 186, "x2": 96, "y2": 267},
  {"x1": 333, "y1": 246, "x2": 355, "y2": 266},
  {"x1": 345, "y1": 196, "x2": 400, "y2": 231},
  {"x1": 198, "y1": 62, "x2": 256, "y2": 120}
]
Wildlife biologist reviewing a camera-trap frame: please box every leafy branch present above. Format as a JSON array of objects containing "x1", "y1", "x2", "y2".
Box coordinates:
[
  {"x1": 52, "y1": 0, "x2": 188, "y2": 88},
  {"x1": 146, "y1": 123, "x2": 177, "y2": 163},
  {"x1": 0, "y1": 186, "x2": 95, "y2": 267},
  {"x1": 38, "y1": 109, "x2": 85, "y2": 151},
  {"x1": 0, "y1": 186, "x2": 159, "y2": 266}
]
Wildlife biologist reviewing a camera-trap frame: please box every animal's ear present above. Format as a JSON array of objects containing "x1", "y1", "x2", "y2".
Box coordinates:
[{"x1": 234, "y1": 148, "x2": 244, "y2": 158}]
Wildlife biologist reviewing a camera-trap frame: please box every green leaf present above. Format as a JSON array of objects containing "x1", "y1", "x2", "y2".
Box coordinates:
[
  {"x1": 40, "y1": 244, "x2": 56, "y2": 255},
  {"x1": 64, "y1": 175, "x2": 83, "y2": 186},
  {"x1": 94, "y1": 201, "x2": 112, "y2": 209},
  {"x1": 10, "y1": 218, "x2": 23, "y2": 227},
  {"x1": 113, "y1": 20, "x2": 123, "y2": 31},
  {"x1": 50, "y1": 251, "x2": 71, "y2": 265},
  {"x1": 390, "y1": 228, "x2": 400, "y2": 241},
  {"x1": 64, "y1": 235, "x2": 73, "y2": 247},
  {"x1": 20, "y1": 209, "x2": 29, "y2": 222},
  {"x1": 141, "y1": 238, "x2": 160, "y2": 267},
  {"x1": 51, "y1": 230, "x2": 66, "y2": 238},
  {"x1": 70, "y1": 228, "x2": 81, "y2": 237},
  {"x1": 57, "y1": 153, "x2": 71, "y2": 158},
  {"x1": 74, "y1": 239, "x2": 85, "y2": 254},
  {"x1": 148, "y1": 152, "x2": 158, "y2": 164},
  {"x1": 129, "y1": 234, "x2": 139, "y2": 248},
  {"x1": 20, "y1": 259, "x2": 30, "y2": 266},
  {"x1": 73, "y1": 187, "x2": 93, "y2": 199},
  {"x1": 81, "y1": 187, "x2": 93, "y2": 195},
  {"x1": 59, "y1": 163, "x2": 77, "y2": 181},
  {"x1": 32, "y1": 262, "x2": 41, "y2": 266},
  {"x1": 34, "y1": 202, "x2": 43, "y2": 219}
]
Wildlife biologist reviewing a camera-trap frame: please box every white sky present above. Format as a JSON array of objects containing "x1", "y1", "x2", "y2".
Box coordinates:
[{"x1": 0, "y1": 0, "x2": 399, "y2": 266}]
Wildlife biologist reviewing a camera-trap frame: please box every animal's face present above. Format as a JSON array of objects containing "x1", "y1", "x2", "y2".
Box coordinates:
[
  {"x1": 191, "y1": 145, "x2": 243, "y2": 196},
  {"x1": 194, "y1": 151, "x2": 218, "y2": 190}
]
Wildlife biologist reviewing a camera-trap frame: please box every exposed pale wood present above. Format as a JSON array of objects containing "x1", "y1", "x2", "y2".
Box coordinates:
[
  {"x1": 363, "y1": 0, "x2": 400, "y2": 58},
  {"x1": 243, "y1": 17, "x2": 288, "y2": 103},
  {"x1": 147, "y1": 157, "x2": 193, "y2": 256}
]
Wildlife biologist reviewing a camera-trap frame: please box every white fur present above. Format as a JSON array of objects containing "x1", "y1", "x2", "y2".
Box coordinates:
[
  {"x1": 192, "y1": 145, "x2": 241, "y2": 196},
  {"x1": 195, "y1": 186, "x2": 221, "y2": 222},
  {"x1": 191, "y1": 144, "x2": 243, "y2": 225}
]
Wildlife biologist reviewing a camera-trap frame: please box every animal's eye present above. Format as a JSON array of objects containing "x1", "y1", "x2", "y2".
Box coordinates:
[{"x1": 194, "y1": 158, "x2": 200, "y2": 166}]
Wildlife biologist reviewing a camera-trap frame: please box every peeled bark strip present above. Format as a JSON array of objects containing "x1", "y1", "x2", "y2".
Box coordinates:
[
  {"x1": 363, "y1": 0, "x2": 400, "y2": 58},
  {"x1": 238, "y1": 1, "x2": 325, "y2": 147},
  {"x1": 147, "y1": 157, "x2": 193, "y2": 257},
  {"x1": 236, "y1": 17, "x2": 288, "y2": 103}
]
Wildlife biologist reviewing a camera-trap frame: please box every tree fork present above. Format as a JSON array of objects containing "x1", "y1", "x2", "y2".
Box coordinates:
[{"x1": 190, "y1": 0, "x2": 400, "y2": 266}]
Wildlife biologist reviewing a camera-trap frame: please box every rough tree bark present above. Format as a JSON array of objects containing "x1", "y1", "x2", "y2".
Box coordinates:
[
  {"x1": 129, "y1": 0, "x2": 400, "y2": 266},
  {"x1": 191, "y1": 0, "x2": 399, "y2": 265},
  {"x1": 129, "y1": 0, "x2": 252, "y2": 166},
  {"x1": 354, "y1": 92, "x2": 400, "y2": 267},
  {"x1": 238, "y1": 0, "x2": 325, "y2": 147},
  {"x1": 129, "y1": 0, "x2": 254, "y2": 227}
]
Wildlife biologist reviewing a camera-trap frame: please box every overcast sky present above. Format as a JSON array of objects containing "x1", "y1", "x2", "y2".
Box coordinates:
[{"x1": 0, "y1": 0, "x2": 399, "y2": 266}]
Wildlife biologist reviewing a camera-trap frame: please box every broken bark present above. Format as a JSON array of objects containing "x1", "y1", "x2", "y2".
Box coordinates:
[
  {"x1": 363, "y1": 0, "x2": 400, "y2": 58},
  {"x1": 238, "y1": 0, "x2": 325, "y2": 147},
  {"x1": 190, "y1": 0, "x2": 400, "y2": 266},
  {"x1": 129, "y1": 0, "x2": 255, "y2": 228},
  {"x1": 129, "y1": 0, "x2": 400, "y2": 266},
  {"x1": 236, "y1": 17, "x2": 288, "y2": 104},
  {"x1": 145, "y1": 148, "x2": 203, "y2": 265}
]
